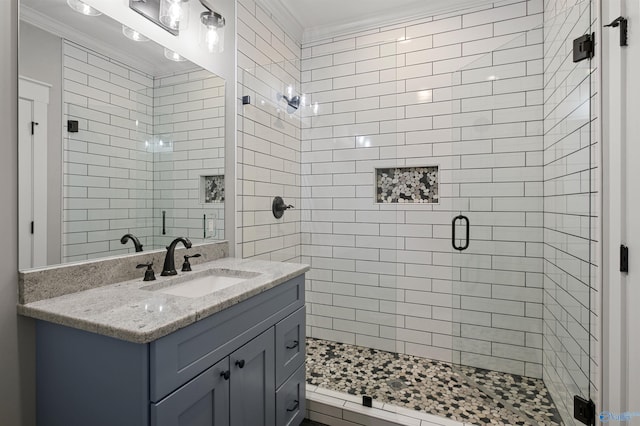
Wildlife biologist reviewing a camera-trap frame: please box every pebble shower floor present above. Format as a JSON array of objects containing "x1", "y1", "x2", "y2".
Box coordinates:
[{"x1": 305, "y1": 338, "x2": 563, "y2": 425}]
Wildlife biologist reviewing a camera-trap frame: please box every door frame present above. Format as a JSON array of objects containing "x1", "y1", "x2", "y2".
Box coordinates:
[
  {"x1": 18, "y1": 76, "x2": 49, "y2": 269},
  {"x1": 601, "y1": 0, "x2": 640, "y2": 419}
]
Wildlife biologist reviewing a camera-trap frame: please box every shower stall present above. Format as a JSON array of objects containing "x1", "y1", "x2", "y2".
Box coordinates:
[{"x1": 238, "y1": 0, "x2": 597, "y2": 424}]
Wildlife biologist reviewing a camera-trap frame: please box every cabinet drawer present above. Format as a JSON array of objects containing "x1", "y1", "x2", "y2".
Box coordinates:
[
  {"x1": 151, "y1": 274, "x2": 304, "y2": 401},
  {"x1": 275, "y1": 306, "x2": 305, "y2": 387},
  {"x1": 275, "y1": 363, "x2": 306, "y2": 426}
]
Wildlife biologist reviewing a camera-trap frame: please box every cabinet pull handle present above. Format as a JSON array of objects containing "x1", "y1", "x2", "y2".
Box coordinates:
[
  {"x1": 286, "y1": 400, "x2": 299, "y2": 412},
  {"x1": 235, "y1": 359, "x2": 245, "y2": 368},
  {"x1": 286, "y1": 340, "x2": 299, "y2": 349},
  {"x1": 220, "y1": 370, "x2": 230, "y2": 380}
]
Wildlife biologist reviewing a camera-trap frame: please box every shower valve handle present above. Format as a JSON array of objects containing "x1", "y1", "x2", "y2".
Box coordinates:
[{"x1": 272, "y1": 196, "x2": 294, "y2": 219}]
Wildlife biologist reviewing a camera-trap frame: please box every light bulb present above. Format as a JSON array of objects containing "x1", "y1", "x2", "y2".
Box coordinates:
[
  {"x1": 122, "y1": 25, "x2": 150, "y2": 42},
  {"x1": 160, "y1": 0, "x2": 188, "y2": 30},
  {"x1": 205, "y1": 28, "x2": 219, "y2": 52},
  {"x1": 199, "y1": 11, "x2": 225, "y2": 53},
  {"x1": 164, "y1": 48, "x2": 186, "y2": 62},
  {"x1": 67, "y1": 0, "x2": 102, "y2": 16}
]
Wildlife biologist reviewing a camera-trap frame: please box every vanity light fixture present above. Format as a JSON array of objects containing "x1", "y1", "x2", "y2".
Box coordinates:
[
  {"x1": 160, "y1": 0, "x2": 190, "y2": 31},
  {"x1": 67, "y1": 0, "x2": 102, "y2": 16},
  {"x1": 199, "y1": 0, "x2": 225, "y2": 53},
  {"x1": 122, "y1": 25, "x2": 150, "y2": 42},
  {"x1": 164, "y1": 47, "x2": 187, "y2": 62}
]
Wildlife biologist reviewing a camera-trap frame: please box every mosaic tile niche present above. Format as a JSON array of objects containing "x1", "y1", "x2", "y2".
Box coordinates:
[
  {"x1": 202, "y1": 175, "x2": 225, "y2": 203},
  {"x1": 375, "y1": 166, "x2": 439, "y2": 204}
]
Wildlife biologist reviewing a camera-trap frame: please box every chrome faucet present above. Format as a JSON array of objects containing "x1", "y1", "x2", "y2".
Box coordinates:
[
  {"x1": 120, "y1": 233, "x2": 143, "y2": 252},
  {"x1": 161, "y1": 237, "x2": 192, "y2": 276}
]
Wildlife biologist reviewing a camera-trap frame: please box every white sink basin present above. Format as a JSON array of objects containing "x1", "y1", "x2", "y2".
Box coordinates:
[{"x1": 143, "y1": 269, "x2": 260, "y2": 298}]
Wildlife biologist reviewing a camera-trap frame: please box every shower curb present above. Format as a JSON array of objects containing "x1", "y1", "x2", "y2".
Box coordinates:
[{"x1": 305, "y1": 384, "x2": 471, "y2": 426}]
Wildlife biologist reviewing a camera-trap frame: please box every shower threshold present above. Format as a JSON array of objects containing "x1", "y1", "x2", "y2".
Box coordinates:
[{"x1": 305, "y1": 338, "x2": 563, "y2": 425}]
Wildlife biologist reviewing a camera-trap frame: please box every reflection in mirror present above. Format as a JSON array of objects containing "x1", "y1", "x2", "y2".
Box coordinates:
[{"x1": 18, "y1": 0, "x2": 225, "y2": 269}]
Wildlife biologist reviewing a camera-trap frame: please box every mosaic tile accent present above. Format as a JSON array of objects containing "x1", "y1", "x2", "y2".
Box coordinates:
[
  {"x1": 306, "y1": 338, "x2": 562, "y2": 425},
  {"x1": 376, "y1": 166, "x2": 439, "y2": 204},
  {"x1": 203, "y1": 175, "x2": 225, "y2": 203}
]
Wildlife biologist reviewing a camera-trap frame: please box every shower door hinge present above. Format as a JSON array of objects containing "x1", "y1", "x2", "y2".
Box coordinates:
[
  {"x1": 574, "y1": 396, "x2": 596, "y2": 425},
  {"x1": 620, "y1": 244, "x2": 629, "y2": 272},
  {"x1": 573, "y1": 33, "x2": 595, "y2": 62}
]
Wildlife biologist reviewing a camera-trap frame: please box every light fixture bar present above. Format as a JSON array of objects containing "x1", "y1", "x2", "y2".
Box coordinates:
[{"x1": 129, "y1": 0, "x2": 179, "y2": 35}]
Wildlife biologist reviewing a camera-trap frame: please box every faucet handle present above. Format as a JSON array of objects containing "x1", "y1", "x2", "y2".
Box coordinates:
[
  {"x1": 182, "y1": 254, "x2": 201, "y2": 272},
  {"x1": 136, "y1": 262, "x2": 156, "y2": 281}
]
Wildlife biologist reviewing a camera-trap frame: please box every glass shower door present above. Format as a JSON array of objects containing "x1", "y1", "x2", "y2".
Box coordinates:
[{"x1": 449, "y1": 4, "x2": 594, "y2": 423}]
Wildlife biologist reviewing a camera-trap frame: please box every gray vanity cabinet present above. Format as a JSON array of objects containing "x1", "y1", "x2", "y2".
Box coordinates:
[{"x1": 35, "y1": 274, "x2": 306, "y2": 426}]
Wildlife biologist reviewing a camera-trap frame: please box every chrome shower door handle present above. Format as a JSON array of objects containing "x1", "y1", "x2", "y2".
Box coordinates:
[{"x1": 452, "y1": 215, "x2": 470, "y2": 251}]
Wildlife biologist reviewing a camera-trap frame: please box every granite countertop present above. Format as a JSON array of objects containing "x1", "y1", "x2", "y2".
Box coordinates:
[{"x1": 18, "y1": 257, "x2": 309, "y2": 344}]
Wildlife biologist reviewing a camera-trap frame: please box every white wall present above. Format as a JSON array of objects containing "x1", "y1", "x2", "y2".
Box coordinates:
[
  {"x1": 542, "y1": 0, "x2": 600, "y2": 424},
  {"x1": 236, "y1": 0, "x2": 302, "y2": 262},
  {"x1": 0, "y1": 0, "x2": 36, "y2": 423},
  {"x1": 300, "y1": 0, "x2": 546, "y2": 376}
]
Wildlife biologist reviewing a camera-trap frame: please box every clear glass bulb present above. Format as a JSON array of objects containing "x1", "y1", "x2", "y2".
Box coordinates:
[
  {"x1": 66, "y1": 0, "x2": 102, "y2": 16},
  {"x1": 164, "y1": 48, "x2": 186, "y2": 62},
  {"x1": 199, "y1": 11, "x2": 225, "y2": 53},
  {"x1": 205, "y1": 27, "x2": 219, "y2": 53},
  {"x1": 122, "y1": 25, "x2": 150, "y2": 42},
  {"x1": 160, "y1": 0, "x2": 188, "y2": 30}
]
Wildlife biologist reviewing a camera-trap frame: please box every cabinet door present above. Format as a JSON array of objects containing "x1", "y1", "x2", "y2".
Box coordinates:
[
  {"x1": 230, "y1": 328, "x2": 276, "y2": 426},
  {"x1": 151, "y1": 357, "x2": 230, "y2": 426}
]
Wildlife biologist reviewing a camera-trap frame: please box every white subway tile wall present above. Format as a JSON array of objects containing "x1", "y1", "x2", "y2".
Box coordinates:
[
  {"x1": 152, "y1": 69, "x2": 226, "y2": 247},
  {"x1": 237, "y1": 0, "x2": 302, "y2": 262},
  {"x1": 63, "y1": 41, "x2": 154, "y2": 262},
  {"x1": 300, "y1": 0, "x2": 546, "y2": 377},
  {"x1": 542, "y1": 1, "x2": 599, "y2": 424}
]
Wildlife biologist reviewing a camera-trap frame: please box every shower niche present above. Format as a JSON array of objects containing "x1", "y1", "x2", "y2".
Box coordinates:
[
  {"x1": 200, "y1": 175, "x2": 225, "y2": 204},
  {"x1": 375, "y1": 166, "x2": 439, "y2": 204}
]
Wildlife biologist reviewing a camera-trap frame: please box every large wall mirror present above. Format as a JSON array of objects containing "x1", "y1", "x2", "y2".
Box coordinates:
[{"x1": 18, "y1": 0, "x2": 226, "y2": 269}]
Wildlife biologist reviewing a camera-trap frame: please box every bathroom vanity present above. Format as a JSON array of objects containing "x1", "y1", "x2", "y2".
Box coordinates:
[{"x1": 19, "y1": 249, "x2": 308, "y2": 426}]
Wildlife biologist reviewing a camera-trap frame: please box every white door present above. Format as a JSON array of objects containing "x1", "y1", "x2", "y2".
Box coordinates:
[{"x1": 18, "y1": 77, "x2": 49, "y2": 269}]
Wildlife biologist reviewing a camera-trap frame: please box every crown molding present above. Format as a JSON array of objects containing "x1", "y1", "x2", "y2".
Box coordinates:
[
  {"x1": 255, "y1": 0, "x2": 304, "y2": 45},
  {"x1": 20, "y1": 5, "x2": 159, "y2": 76},
  {"x1": 301, "y1": 0, "x2": 493, "y2": 44}
]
